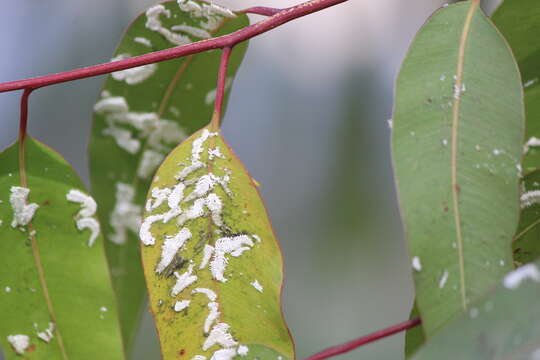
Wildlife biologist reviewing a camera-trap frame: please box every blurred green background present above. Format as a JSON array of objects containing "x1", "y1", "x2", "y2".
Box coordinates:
[{"x1": 0, "y1": 0, "x2": 501, "y2": 358}]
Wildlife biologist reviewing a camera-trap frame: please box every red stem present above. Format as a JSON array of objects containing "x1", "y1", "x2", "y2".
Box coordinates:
[
  {"x1": 303, "y1": 317, "x2": 422, "y2": 360},
  {"x1": 0, "y1": 0, "x2": 349, "y2": 93},
  {"x1": 211, "y1": 46, "x2": 232, "y2": 129},
  {"x1": 19, "y1": 89, "x2": 33, "y2": 142},
  {"x1": 239, "y1": 6, "x2": 286, "y2": 16}
]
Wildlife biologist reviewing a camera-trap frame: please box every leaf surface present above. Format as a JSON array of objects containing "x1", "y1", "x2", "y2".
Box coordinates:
[
  {"x1": 512, "y1": 170, "x2": 540, "y2": 265},
  {"x1": 412, "y1": 261, "x2": 540, "y2": 360},
  {"x1": 140, "y1": 126, "x2": 294, "y2": 359},
  {"x1": 404, "y1": 302, "x2": 424, "y2": 359},
  {"x1": 492, "y1": 0, "x2": 540, "y2": 264},
  {"x1": 0, "y1": 138, "x2": 124, "y2": 359},
  {"x1": 392, "y1": 2, "x2": 524, "y2": 337},
  {"x1": 88, "y1": 0, "x2": 249, "y2": 349}
]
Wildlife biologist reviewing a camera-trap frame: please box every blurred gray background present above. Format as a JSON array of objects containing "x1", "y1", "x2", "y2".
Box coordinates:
[{"x1": 0, "y1": 0, "x2": 501, "y2": 359}]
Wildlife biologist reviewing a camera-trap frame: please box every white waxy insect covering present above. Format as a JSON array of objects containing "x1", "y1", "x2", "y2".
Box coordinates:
[
  {"x1": 93, "y1": 96, "x2": 128, "y2": 113},
  {"x1": 208, "y1": 147, "x2": 224, "y2": 160},
  {"x1": 138, "y1": 150, "x2": 165, "y2": 179},
  {"x1": 202, "y1": 323, "x2": 238, "y2": 351},
  {"x1": 171, "y1": 24, "x2": 211, "y2": 39},
  {"x1": 174, "y1": 300, "x2": 191, "y2": 312},
  {"x1": 524, "y1": 136, "x2": 540, "y2": 153},
  {"x1": 210, "y1": 235, "x2": 254, "y2": 282},
  {"x1": 66, "y1": 189, "x2": 100, "y2": 247},
  {"x1": 10, "y1": 186, "x2": 39, "y2": 228},
  {"x1": 438, "y1": 270, "x2": 449, "y2": 289},
  {"x1": 7, "y1": 334, "x2": 30, "y2": 355},
  {"x1": 192, "y1": 287, "x2": 217, "y2": 301},
  {"x1": 134, "y1": 37, "x2": 152, "y2": 47},
  {"x1": 237, "y1": 345, "x2": 249, "y2": 356},
  {"x1": 171, "y1": 264, "x2": 197, "y2": 296},
  {"x1": 251, "y1": 280, "x2": 263, "y2": 293},
  {"x1": 146, "y1": 187, "x2": 172, "y2": 212},
  {"x1": 199, "y1": 244, "x2": 214, "y2": 269},
  {"x1": 520, "y1": 190, "x2": 540, "y2": 209},
  {"x1": 36, "y1": 322, "x2": 55, "y2": 343},
  {"x1": 412, "y1": 256, "x2": 422, "y2": 271},
  {"x1": 191, "y1": 356, "x2": 207, "y2": 360},
  {"x1": 204, "y1": 301, "x2": 220, "y2": 334},
  {"x1": 111, "y1": 54, "x2": 157, "y2": 85},
  {"x1": 140, "y1": 214, "x2": 165, "y2": 246},
  {"x1": 155, "y1": 228, "x2": 192, "y2": 274},
  {"x1": 503, "y1": 263, "x2": 540, "y2": 290},
  {"x1": 209, "y1": 348, "x2": 237, "y2": 360},
  {"x1": 146, "y1": 5, "x2": 192, "y2": 46},
  {"x1": 109, "y1": 183, "x2": 142, "y2": 245},
  {"x1": 94, "y1": 94, "x2": 186, "y2": 155}
]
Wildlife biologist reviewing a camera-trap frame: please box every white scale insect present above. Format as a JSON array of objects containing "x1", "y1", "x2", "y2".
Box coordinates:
[{"x1": 66, "y1": 189, "x2": 100, "y2": 247}]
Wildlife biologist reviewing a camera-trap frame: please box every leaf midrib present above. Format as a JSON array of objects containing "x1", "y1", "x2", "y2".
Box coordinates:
[{"x1": 451, "y1": 0, "x2": 479, "y2": 311}]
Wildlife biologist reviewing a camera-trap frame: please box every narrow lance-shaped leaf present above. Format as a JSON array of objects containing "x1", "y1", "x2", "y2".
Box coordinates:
[
  {"x1": 88, "y1": 0, "x2": 249, "y2": 349},
  {"x1": 392, "y1": 1, "x2": 524, "y2": 338},
  {"x1": 492, "y1": 1, "x2": 540, "y2": 264},
  {"x1": 0, "y1": 138, "x2": 124, "y2": 359},
  {"x1": 412, "y1": 260, "x2": 540, "y2": 360},
  {"x1": 140, "y1": 126, "x2": 295, "y2": 360}
]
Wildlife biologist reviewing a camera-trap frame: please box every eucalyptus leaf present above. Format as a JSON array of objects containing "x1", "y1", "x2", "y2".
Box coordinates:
[
  {"x1": 512, "y1": 169, "x2": 540, "y2": 265},
  {"x1": 139, "y1": 125, "x2": 294, "y2": 359},
  {"x1": 492, "y1": 0, "x2": 540, "y2": 264},
  {"x1": 88, "y1": 0, "x2": 249, "y2": 349},
  {"x1": 404, "y1": 302, "x2": 424, "y2": 359},
  {"x1": 412, "y1": 260, "x2": 540, "y2": 360},
  {"x1": 0, "y1": 138, "x2": 124, "y2": 359},
  {"x1": 392, "y1": 1, "x2": 523, "y2": 337}
]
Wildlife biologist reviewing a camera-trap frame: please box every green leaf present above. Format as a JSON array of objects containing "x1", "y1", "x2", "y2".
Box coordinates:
[
  {"x1": 0, "y1": 138, "x2": 124, "y2": 359},
  {"x1": 492, "y1": 0, "x2": 540, "y2": 264},
  {"x1": 412, "y1": 260, "x2": 540, "y2": 360},
  {"x1": 139, "y1": 126, "x2": 294, "y2": 360},
  {"x1": 512, "y1": 169, "x2": 540, "y2": 265},
  {"x1": 88, "y1": 0, "x2": 249, "y2": 350},
  {"x1": 392, "y1": 1, "x2": 524, "y2": 337},
  {"x1": 404, "y1": 302, "x2": 425, "y2": 359}
]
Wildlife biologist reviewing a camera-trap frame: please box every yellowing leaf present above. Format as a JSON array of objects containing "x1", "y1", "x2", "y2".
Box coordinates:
[{"x1": 140, "y1": 126, "x2": 294, "y2": 360}]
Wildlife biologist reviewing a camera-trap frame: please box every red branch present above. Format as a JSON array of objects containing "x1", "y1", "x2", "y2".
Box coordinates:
[
  {"x1": 239, "y1": 6, "x2": 286, "y2": 16},
  {"x1": 0, "y1": 0, "x2": 349, "y2": 93},
  {"x1": 211, "y1": 46, "x2": 233, "y2": 129},
  {"x1": 303, "y1": 317, "x2": 422, "y2": 360},
  {"x1": 18, "y1": 89, "x2": 33, "y2": 142}
]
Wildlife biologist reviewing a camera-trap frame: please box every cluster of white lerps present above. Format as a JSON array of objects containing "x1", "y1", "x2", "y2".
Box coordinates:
[
  {"x1": 5, "y1": 185, "x2": 100, "y2": 355},
  {"x1": 141, "y1": 128, "x2": 267, "y2": 360}
]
